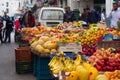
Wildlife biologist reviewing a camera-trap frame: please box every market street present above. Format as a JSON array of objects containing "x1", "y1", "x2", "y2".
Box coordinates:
[{"x1": 0, "y1": 32, "x2": 35, "y2": 80}]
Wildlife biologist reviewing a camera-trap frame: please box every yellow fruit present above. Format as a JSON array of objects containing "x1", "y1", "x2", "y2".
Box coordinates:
[
  {"x1": 35, "y1": 45, "x2": 44, "y2": 53},
  {"x1": 40, "y1": 36, "x2": 49, "y2": 42},
  {"x1": 83, "y1": 62, "x2": 92, "y2": 70},
  {"x1": 51, "y1": 49, "x2": 57, "y2": 53},
  {"x1": 66, "y1": 71, "x2": 79, "y2": 80},
  {"x1": 76, "y1": 65, "x2": 89, "y2": 80},
  {"x1": 89, "y1": 67, "x2": 98, "y2": 80},
  {"x1": 37, "y1": 39, "x2": 45, "y2": 45},
  {"x1": 95, "y1": 74, "x2": 108, "y2": 80},
  {"x1": 43, "y1": 41, "x2": 57, "y2": 49},
  {"x1": 44, "y1": 49, "x2": 50, "y2": 53}
]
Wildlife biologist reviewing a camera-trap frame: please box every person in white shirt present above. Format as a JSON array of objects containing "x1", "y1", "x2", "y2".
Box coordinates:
[
  {"x1": 109, "y1": 3, "x2": 120, "y2": 29},
  {"x1": 101, "y1": 9, "x2": 106, "y2": 22}
]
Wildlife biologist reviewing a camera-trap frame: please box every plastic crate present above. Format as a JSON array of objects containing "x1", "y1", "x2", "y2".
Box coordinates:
[
  {"x1": 15, "y1": 47, "x2": 32, "y2": 62},
  {"x1": 33, "y1": 54, "x2": 37, "y2": 76},
  {"x1": 36, "y1": 57, "x2": 50, "y2": 74},
  {"x1": 16, "y1": 62, "x2": 32, "y2": 74},
  {"x1": 96, "y1": 41, "x2": 120, "y2": 49}
]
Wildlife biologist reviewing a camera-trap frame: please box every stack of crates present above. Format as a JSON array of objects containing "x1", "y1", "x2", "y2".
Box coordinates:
[
  {"x1": 33, "y1": 54, "x2": 54, "y2": 80},
  {"x1": 15, "y1": 47, "x2": 33, "y2": 74}
]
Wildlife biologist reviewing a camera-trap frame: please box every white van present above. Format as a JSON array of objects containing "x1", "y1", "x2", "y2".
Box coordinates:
[{"x1": 37, "y1": 7, "x2": 65, "y2": 27}]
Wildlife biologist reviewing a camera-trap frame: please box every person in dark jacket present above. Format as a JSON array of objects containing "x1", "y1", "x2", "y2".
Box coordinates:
[
  {"x1": 4, "y1": 20, "x2": 13, "y2": 43},
  {"x1": 0, "y1": 18, "x2": 3, "y2": 43},
  {"x1": 86, "y1": 8, "x2": 98, "y2": 24},
  {"x1": 27, "y1": 11, "x2": 35, "y2": 27},
  {"x1": 63, "y1": 6, "x2": 76, "y2": 23},
  {"x1": 22, "y1": 10, "x2": 35, "y2": 27},
  {"x1": 80, "y1": 8, "x2": 87, "y2": 21}
]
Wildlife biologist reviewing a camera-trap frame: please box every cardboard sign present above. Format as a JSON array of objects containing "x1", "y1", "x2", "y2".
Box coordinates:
[{"x1": 58, "y1": 42, "x2": 82, "y2": 52}]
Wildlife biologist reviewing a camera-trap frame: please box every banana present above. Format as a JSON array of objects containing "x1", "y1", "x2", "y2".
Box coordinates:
[
  {"x1": 83, "y1": 62, "x2": 92, "y2": 70},
  {"x1": 48, "y1": 56, "x2": 58, "y2": 67},
  {"x1": 74, "y1": 54, "x2": 82, "y2": 66}
]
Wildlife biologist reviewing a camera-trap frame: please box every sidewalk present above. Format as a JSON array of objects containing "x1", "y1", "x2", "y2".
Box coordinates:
[{"x1": 0, "y1": 32, "x2": 35, "y2": 80}]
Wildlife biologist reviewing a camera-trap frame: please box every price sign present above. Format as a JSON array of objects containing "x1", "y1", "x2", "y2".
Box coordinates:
[{"x1": 58, "y1": 42, "x2": 82, "y2": 52}]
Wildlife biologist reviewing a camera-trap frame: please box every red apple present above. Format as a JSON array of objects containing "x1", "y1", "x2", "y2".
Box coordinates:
[
  {"x1": 103, "y1": 56, "x2": 109, "y2": 62},
  {"x1": 97, "y1": 60, "x2": 105, "y2": 67},
  {"x1": 94, "y1": 64, "x2": 102, "y2": 71}
]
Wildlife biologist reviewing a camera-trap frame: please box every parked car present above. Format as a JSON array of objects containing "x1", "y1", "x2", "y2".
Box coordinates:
[{"x1": 37, "y1": 7, "x2": 65, "y2": 27}]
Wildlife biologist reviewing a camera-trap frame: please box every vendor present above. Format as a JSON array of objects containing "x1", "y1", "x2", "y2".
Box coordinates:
[{"x1": 63, "y1": 6, "x2": 76, "y2": 23}]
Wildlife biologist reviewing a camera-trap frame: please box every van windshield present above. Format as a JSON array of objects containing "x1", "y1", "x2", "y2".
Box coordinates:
[{"x1": 41, "y1": 9, "x2": 64, "y2": 20}]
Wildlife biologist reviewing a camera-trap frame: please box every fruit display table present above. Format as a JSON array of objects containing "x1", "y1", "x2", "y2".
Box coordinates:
[{"x1": 16, "y1": 22, "x2": 120, "y2": 80}]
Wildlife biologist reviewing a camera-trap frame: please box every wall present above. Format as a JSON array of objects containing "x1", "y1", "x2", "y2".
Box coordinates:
[
  {"x1": 67, "y1": 0, "x2": 94, "y2": 13},
  {"x1": 0, "y1": 0, "x2": 20, "y2": 17}
]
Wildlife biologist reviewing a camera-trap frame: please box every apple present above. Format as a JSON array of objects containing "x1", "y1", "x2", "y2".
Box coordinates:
[
  {"x1": 103, "y1": 56, "x2": 109, "y2": 62},
  {"x1": 94, "y1": 64, "x2": 102, "y2": 71},
  {"x1": 97, "y1": 60, "x2": 105, "y2": 67}
]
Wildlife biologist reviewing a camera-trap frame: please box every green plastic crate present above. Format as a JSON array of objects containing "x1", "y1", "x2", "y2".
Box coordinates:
[{"x1": 16, "y1": 62, "x2": 33, "y2": 74}]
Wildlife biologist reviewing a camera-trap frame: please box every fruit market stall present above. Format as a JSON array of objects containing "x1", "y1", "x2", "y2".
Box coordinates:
[{"x1": 15, "y1": 22, "x2": 120, "y2": 80}]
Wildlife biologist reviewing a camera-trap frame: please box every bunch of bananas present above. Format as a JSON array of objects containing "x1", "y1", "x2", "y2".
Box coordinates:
[{"x1": 48, "y1": 52, "x2": 83, "y2": 74}]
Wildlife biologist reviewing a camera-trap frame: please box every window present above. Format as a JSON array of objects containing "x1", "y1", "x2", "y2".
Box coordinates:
[
  {"x1": 6, "y1": 8, "x2": 9, "y2": 13},
  {"x1": 41, "y1": 9, "x2": 64, "y2": 20},
  {"x1": 6, "y1": 2, "x2": 9, "y2": 7}
]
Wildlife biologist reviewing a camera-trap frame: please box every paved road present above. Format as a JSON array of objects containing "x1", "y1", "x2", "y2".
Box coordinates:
[{"x1": 0, "y1": 32, "x2": 36, "y2": 80}]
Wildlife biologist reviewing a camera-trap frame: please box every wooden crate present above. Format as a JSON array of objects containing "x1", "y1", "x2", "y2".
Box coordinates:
[
  {"x1": 15, "y1": 47, "x2": 32, "y2": 62},
  {"x1": 96, "y1": 41, "x2": 120, "y2": 49}
]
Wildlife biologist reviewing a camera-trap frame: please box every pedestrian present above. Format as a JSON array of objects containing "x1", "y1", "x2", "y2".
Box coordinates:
[
  {"x1": 3, "y1": 12, "x2": 10, "y2": 21},
  {"x1": 22, "y1": 10, "x2": 35, "y2": 27},
  {"x1": 4, "y1": 19, "x2": 13, "y2": 43},
  {"x1": 2, "y1": 12, "x2": 10, "y2": 39},
  {"x1": 27, "y1": 10, "x2": 35, "y2": 27},
  {"x1": 80, "y1": 8, "x2": 87, "y2": 21},
  {"x1": 63, "y1": 6, "x2": 76, "y2": 23},
  {"x1": 101, "y1": 9, "x2": 106, "y2": 22},
  {"x1": 108, "y1": 3, "x2": 120, "y2": 29},
  {"x1": 0, "y1": 16, "x2": 3, "y2": 43},
  {"x1": 18, "y1": 15, "x2": 24, "y2": 29},
  {"x1": 22, "y1": 11, "x2": 28, "y2": 27},
  {"x1": 85, "y1": 8, "x2": 98, "y2": 24}
]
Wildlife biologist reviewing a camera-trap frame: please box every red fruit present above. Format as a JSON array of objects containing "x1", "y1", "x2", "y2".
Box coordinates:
[
  {"x1": 112, "y1": 62, "x2": 117, "y2": 67},
  {"x1": 103, "y1": 56, "x2": 109, "y2": 62},
  {"x1": 97, "y1": 60, "x2": 105, "y2": 67},
  {"x1": 103, "y1": 67, "x2": 107, "y2": 71},
  {"x1": 94, "y1": 64, "x2": 102, "y2": 71}
]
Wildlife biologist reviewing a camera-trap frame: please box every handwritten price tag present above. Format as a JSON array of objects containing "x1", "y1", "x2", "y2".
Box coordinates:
[{"x1": 58, "y1": 42, "x2": 82, "y2": 52}]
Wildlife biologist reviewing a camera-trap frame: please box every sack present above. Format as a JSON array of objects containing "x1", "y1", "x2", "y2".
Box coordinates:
[{"x1": 97, "y1": 22, "x2": 107, "y2": 28}]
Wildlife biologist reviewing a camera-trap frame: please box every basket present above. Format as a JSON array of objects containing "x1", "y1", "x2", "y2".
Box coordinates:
[
  {"x1": 15, "y1": 47, "x2": 32, "y2": 62},
  {"x1": 96, "y1": 41, "x2": 120, "y2": 49},
  {"x1": 16, "y1": 62, "x2": 32, "y2": 74}
]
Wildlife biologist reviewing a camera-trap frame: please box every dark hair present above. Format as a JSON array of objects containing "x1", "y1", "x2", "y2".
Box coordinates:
[
  {"x1": 86, "y1": 8, "x2": 90, "y2": 10},
  {"x1": 65, "y1": 6, "x2": 70, "y2": 9}
]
